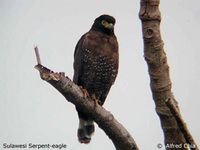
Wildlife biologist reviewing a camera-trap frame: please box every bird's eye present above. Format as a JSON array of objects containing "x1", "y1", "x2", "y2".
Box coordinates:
[{"x1": 102, "y1": 20, "x2": 107, "y2": 25}]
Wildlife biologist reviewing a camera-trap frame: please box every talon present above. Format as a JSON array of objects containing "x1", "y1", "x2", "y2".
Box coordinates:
[
  {"x1": 94, "y1": 99, "x2": 101, "y2": 107},
  {"x1": 91, "y1": 94, "x2": 101, "y2": 107},
  {"x1": 79, "y1": 86, "x2": 90, "y2": 98}
]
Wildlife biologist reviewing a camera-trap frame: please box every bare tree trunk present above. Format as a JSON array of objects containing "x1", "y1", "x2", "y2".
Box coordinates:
[{"x1": 139, "y1": 0, "x2": 188, "y2": 149}]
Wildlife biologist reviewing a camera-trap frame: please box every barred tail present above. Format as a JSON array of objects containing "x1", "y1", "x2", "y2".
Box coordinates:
[{"x1": 77, "y1": 118, "x2": 95, "y2": 144}]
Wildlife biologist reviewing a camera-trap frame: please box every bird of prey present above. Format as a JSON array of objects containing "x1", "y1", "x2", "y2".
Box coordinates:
[{"x1": 73, "y1": 14, "x2": 119, "y2": 144}]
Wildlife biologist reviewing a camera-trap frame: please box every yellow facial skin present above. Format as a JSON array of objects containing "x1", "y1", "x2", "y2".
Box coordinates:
[{"x1": 101, "y1": 20, "x2": 114, "y2": 29}]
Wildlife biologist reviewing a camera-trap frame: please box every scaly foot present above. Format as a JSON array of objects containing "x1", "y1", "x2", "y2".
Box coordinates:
[
  {"x1": 79, "y1": 86, "x2": 90, "y2": 99},
  {"x1": 91, "y1": 94, "x2": 101, "y2": 107}
]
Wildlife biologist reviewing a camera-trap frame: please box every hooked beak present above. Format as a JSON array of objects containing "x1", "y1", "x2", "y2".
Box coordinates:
[{"x1": 107, "y1": 23, "x2": 114, "y2": 30}]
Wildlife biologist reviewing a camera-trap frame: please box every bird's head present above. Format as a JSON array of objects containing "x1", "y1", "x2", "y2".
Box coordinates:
[{"x1": 91, "y1": 14, "x2": 116, "y2": 35}]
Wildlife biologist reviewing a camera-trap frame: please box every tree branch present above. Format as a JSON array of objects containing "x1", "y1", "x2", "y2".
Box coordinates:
[
  {"x1": 34, "y1": 46, "x2": 139, "y2": 150},
  {"x1": 166, "y1": 99, "x2": 199, "y2": 150},
  {"x1": 139, "y1": 0, "x2": 198, "y2": 149},
  {"x1": 34, "y1": 46, "x2": 42, "y2": 65}
]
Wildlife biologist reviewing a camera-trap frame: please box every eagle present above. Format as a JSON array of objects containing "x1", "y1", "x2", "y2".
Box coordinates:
[{"x1": 73, "y1": 14, "x2": 119, "y2": 144}]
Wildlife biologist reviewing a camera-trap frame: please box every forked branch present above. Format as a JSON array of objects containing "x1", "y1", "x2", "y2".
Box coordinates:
[{"x1": 166, "y1": 99, "x2": 199, "y2": 150}]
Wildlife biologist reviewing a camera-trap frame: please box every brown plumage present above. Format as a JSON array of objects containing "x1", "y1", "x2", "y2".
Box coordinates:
[{"x1": 73, "y1": 14, "x2": 119, "y2": 144}]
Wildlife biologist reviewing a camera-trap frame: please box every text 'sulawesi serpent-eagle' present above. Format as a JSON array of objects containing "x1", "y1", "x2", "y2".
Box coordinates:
[{"x1": 73, "y1": 14, "x2": 119, "y2": 144}]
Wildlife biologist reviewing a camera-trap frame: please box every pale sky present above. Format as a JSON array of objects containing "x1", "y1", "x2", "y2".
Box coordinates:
[{"x1": 1, "y1": 0, "x2": 200, "y2": 150}]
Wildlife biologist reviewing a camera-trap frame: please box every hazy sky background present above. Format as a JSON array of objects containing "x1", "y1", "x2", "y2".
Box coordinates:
[{"x1": 1, "y1": 0, "x2": 200, "y2": 149}]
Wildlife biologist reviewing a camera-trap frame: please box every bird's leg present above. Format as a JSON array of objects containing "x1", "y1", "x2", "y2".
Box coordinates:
[
  {"x1": 91, "y1": 94, "x2": 101, "y2": 107},
  {"x1": 79, "y1": 86, "x2": 90, "y2": 99}
]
